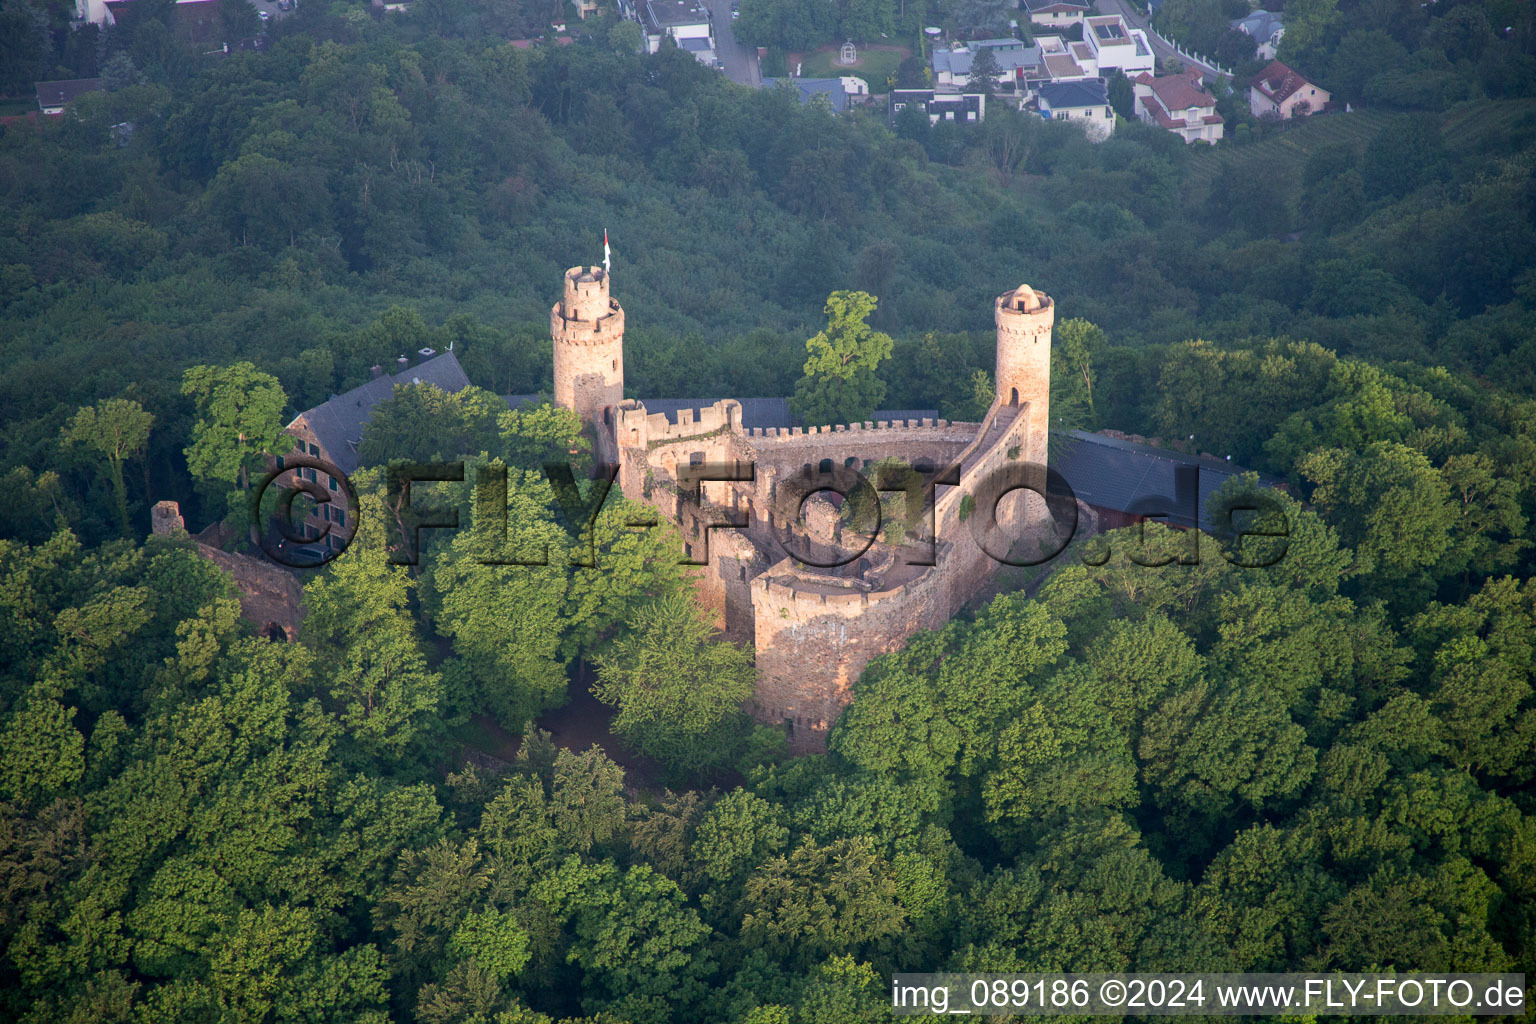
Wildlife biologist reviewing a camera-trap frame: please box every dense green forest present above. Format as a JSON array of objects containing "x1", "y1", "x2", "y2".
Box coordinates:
[{"x1": 2, "y1": 0, "x2": 1536, "y2": 1019}]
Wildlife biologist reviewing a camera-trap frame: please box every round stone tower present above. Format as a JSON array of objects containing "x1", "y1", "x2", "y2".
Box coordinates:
[
  {"x1": 551, "y1": 266, "x2": 625, "y2": 437},
  {"x1": 994, "y1": 283, "x2": 1054, "y2": 466}
]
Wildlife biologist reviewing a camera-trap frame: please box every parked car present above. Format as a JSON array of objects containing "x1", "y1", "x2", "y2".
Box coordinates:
[
  {"x1": 278, "y1": 0, "x2": 290, "y2": 10},
  {"x1": 257, "y1": 9, "x2": 269, "y2": 19}
]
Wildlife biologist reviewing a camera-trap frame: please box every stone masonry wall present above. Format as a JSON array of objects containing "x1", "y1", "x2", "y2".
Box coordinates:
[{"x1": 748, "y1": 400, "x2": 1034, "y2": 752}]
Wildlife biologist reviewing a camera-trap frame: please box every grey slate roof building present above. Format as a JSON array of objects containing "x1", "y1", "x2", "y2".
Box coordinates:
[
  {"x1": 1038, "y1": 78, "x2": 1110, "y2": 111},
  {"x1": 1049, "y1": 429, "x2": 1270, "y2": 531},
  {"x1": 932, "y1": 42, "x2": 1042, "y2": 82},
  {"x1": 1231, "y1": 9, "x2": 1284, "y2": 50},
  {"x1": 762, "y1": 78, "x2": 850, "y2": 113},
  {"x1": 287, "y1": 349, "x2": 474, "y2": 476},
  {"x1": 35, "y1": 78, "x2": 104, "y2": 113}
]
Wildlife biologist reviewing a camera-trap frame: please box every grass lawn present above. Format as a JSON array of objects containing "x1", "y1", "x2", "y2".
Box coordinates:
[{"x1": 798, "y1": 46, "x2": 905, "y2": 92}]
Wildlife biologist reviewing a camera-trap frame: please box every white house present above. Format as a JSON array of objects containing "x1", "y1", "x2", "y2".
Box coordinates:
[
  {"x1": 1034, "y1": 36, "x2": 1093, "y2": 83},
  {"x1": 1022, "y1": 0, "x2": 1091, "y2": 31},
  {"x1": 1083, "y1": 14, "x2": 1155, "y2": 77},
  {"x1": 1231, "y1": 9, "x2": 1284, "y2": 60},
  {"x1": 73, "y1": 0, "x2": 114, "y2": 25},
  {"x1": 1133, "y1": 68, "x2": 1224, "y2": 143},
  {"x1": 931, "y1": 39, "x2": 1042, "y2": 91},
  {"x1": 891, "y1": 89, "x2": 987, "y2": 125},
  {"x1": 1250, "y1": 60, "x2": 1330, "y2": 119},
  {"x1": 1037, "y1": 79, "x2": 1115, "y2": 141},
  {"x1": 642, "y1": 0, "x2": 712, "y2": 58}
]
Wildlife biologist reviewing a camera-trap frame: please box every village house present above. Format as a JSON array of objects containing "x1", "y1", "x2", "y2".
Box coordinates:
[
  {"x1": 763, "y1": 77, "x2": 868, "y2": 113},
  {"x1": 1133, "y1": 67, "x2": 1224, "y2": 143},
  {"x1": 1250, "y1": 60, "x2": 1330, "y2": 119},
  {"x1": 890, "y1": 89, "x2": 987, "y2": 124},
  {"x1": 1035, "y1": 35, "x2": 1093, "y2": 83},
  {"x1": 280, "y1": 348, "x2": 499, "y2": 558},
  {"x1": 1022, "y1": 0, "x2": 1091, "y2": 31},
  {"x1": 35, "y1": 78, "x2": 103, "y2": 115},
  {"x1": 1231, "y1": 9, "x2": 1284, "y2": 60},
  {"x1": 1082, "y1": 14, "x2": 1155, "y2": 77},
  {"x1": 1037, "y1": 79, "x2": 1115, "y2": 141},
  {"x1": 931, "y1": 38, "x2": 1043, "y2": 92},
  {"x1": 640, "y1": 0, "x2": 712, "y2": 59}
]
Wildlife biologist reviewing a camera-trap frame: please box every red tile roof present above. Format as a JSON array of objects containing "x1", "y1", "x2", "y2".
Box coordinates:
[
  {"x1": 1251, "y1": 60, "x2": 1313, "y2": 103},
  {"x1": 1139, "y1": 68, "x2": 1216, "y2": 116}
]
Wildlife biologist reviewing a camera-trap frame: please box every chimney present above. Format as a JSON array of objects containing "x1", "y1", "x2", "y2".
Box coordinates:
[
  {"x1": 417, "y1": 346, "x2": 437, "y2": 360},
  {"x1": 370, "y1": 364, "x2": 383, "y2": 377},
  {"x1": 396, "y1": 355, "x2": 409, "y2": 372}
]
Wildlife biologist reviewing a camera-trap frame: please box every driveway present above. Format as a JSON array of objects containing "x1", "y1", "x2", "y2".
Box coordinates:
[
  {"x1": 701, "y1": 0, "x2": 761, "y2": 86},
  {"x1": 251, "y1": 0, "x2": 294, "y2": 30}
]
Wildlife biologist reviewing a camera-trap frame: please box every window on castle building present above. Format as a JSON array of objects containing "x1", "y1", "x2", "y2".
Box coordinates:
[
  {"x1": 335, "y1": 510, "x2": 346, "y2": 529},
  {"x1": 690, "y1": 451, "x2": 704, "y2": 466},
  {"x1": 845, "y1": 457, "x2": 858, "y2": 468},
  {"x1": 818, "y1": 459, "x2": 833, "y2": 473},
  {"x1": 328, "y1": 475, "x2": 337, "y2": 490},
  {"x1": 307, "y1": 442, "x2": 319, "y2": 456}
]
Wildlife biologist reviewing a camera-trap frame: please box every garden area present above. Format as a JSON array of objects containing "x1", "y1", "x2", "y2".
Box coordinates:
[{"x1": 793, "y1": 43, "x2": 907, "y2": 91}]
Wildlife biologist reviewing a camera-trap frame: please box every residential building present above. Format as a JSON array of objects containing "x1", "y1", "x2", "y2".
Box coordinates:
[
  {"x1": 763, "y1": 77, "x2": 864, "y2": 113},
  {"x1": 1035, "y1": 35, "x2": 1092, "y2": 83},
  {"x1": 35, "y1": 78, "x2": 104, "y2": 115},
  {"x1": 641, "y1": 0, "x2": 712, "y2": 58},
  {"x1": 1022, "y1": 0, "x2": 1091, "y2": 30},
  {"x1": 677, "y1": 35, "x2": 716, "y2": 63},
  {"x1": 1037, "y1": 79, "x2": 1115, "y2": 141},
  {"x1": 1083, "y1": 14, "x2": 1155, "y2": 77},
  {"x1": 1133, "y1": 67, "x2": 1224, "y2": 143},
  {"x1": 1052, "y1": 430, "x2": 1270, "y2": 532},
  {"x1": 890, "y1": 89, "x2": 987, "y2": 124},
  {"x1": 931, "y1": 39, "x2": 1042, "y2": 91},
  {"x1": 1231, "y1": 9, "x2": 1284, "y2": 60},
  {"x1": 1249, "y1": 60, "x2": 1330, "y2": 119},
  {"x1": 282, "y1": 349, "x2": 486, "y2": 556},
  {"x1": 73, "y1": 0, "x2": 114, "y2": 26}
]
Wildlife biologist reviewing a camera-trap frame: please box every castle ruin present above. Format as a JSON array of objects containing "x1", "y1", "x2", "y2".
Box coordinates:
[{"x1": 550, "y1": 266, "x2": 1055, "y2": 752}]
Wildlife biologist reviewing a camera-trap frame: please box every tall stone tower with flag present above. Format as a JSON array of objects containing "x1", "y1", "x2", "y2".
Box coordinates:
[{"x1": 550, "y1": 238, "x2": 625, "y2": 460}]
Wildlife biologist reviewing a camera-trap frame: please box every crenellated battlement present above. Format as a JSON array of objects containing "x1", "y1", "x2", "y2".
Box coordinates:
[
  {"x1": 548, "y1": 263, "x2": 1056, "y2": 754},
  {"x1": 560, "y1": 266, "x2": 610, "y2": 320},
  {"x1": 741, "y1": 416, "x2": 978, "y2": 441},
  {"x1": 552, "y1": 266, "x2": 625, "y2": 444},
  {"x1": 616, "y1": 399, "x2": 743, "y2": 448}
]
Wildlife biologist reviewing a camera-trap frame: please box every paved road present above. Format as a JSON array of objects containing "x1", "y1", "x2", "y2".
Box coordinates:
[
  {"x1": 1094, "y1": 0, "x2": 1224, "y2": 77},
  {"x1": 702, "y1": 0, "x2": 761, "y2": 86}
]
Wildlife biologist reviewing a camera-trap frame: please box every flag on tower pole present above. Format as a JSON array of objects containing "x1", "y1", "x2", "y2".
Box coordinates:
[{"x1": 603, "y1": 229, "x2": 611, "y2": 276}]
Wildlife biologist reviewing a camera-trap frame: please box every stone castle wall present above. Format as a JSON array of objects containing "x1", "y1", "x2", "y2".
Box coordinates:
[
  {"x1": 746, "y1": 398, "x2": 1034, "y2": 752},
  {"x1": 551, "y1": 269, "x2": 1055, "y2": 754}
]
